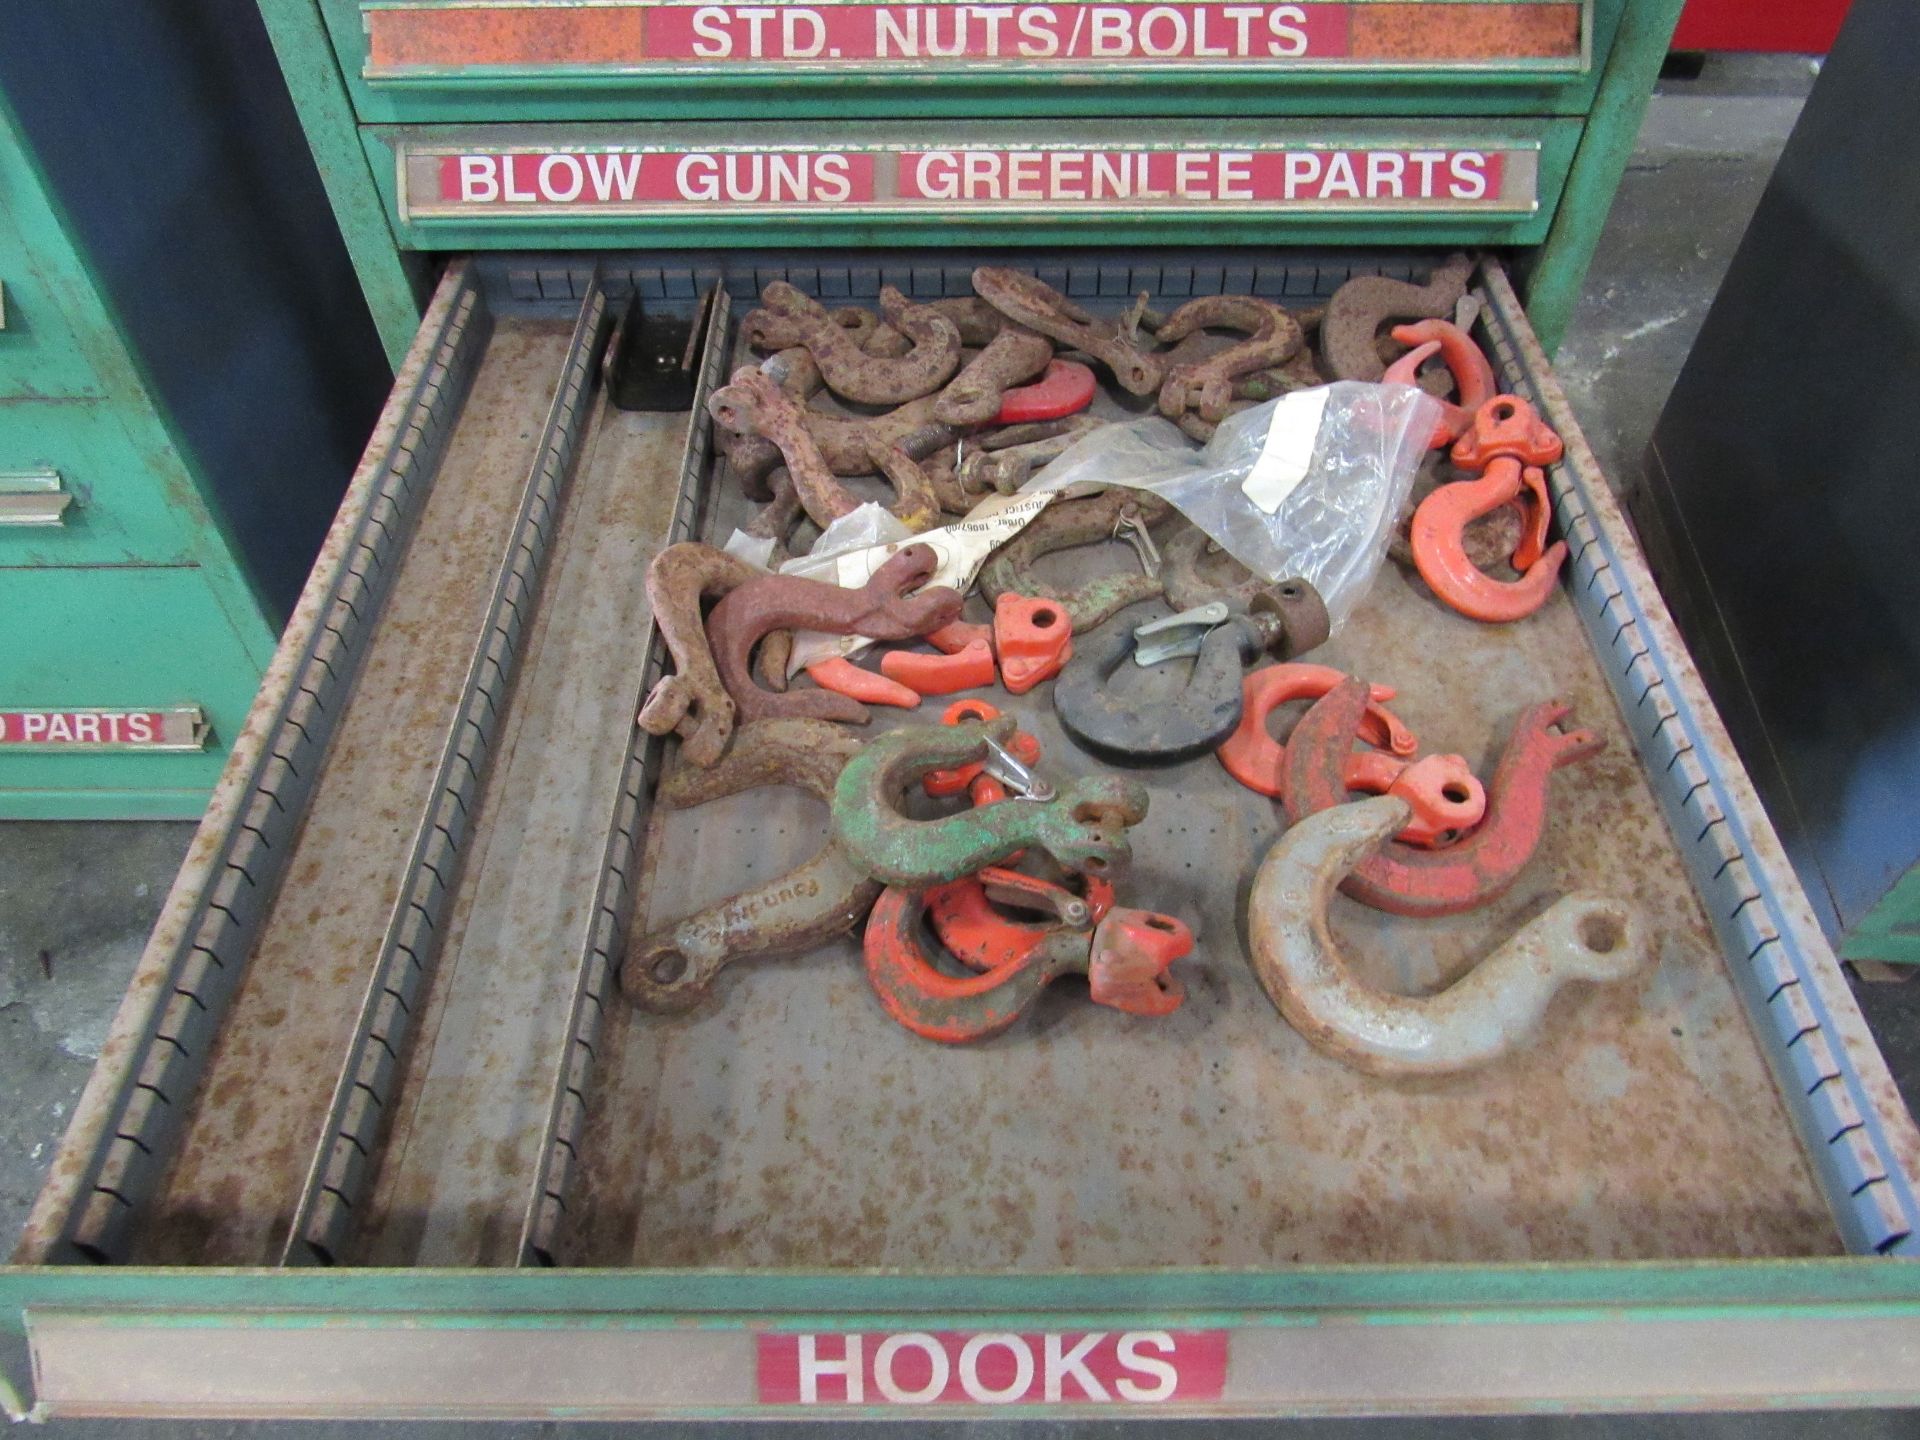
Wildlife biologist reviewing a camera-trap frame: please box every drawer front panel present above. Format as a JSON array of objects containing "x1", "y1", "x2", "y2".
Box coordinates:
[
  {"x1": 0, "y1": 566, "x2": 265, "y2": 816},
  {"x1": 326, "y1": 0, "x2": 1615, "y2": 121},
  {"x1": 372, "y1": 118, "x2": 1580, "y2": 250},
  {"x1": 0, "y1": 402, "x2": 199, "y2": 567}
]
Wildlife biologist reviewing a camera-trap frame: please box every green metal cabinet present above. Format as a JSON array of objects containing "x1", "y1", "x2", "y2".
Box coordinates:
[
  {"x1": 24, "y1": 2, "x2": 1917, "y2": 1428},
  {"x1": 0, "y1": 6, "x2": 389, "y2": 819},
  {"x1": 0, "y1": 101, "x2": 273, "y2": 819},
  {"x1": 265, "y1": 0, "x2": 1680, "y2": 362}
]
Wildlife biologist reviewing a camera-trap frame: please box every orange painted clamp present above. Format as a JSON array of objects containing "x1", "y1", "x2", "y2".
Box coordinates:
[
  {"x1": 926, "y1": 619, "x2": 995, "y2": 656},
  {"x1": 863, "y1": 886, "x2": 1190, "y2": 1044},
  {"x1": 922, "y1": 699, "x2": 1040, "y2": 798},
  {"x1": 995, "y1": 592, "x2": 1074, "y2": 694},
  {"x1": 1411, "y1": 395, "x2": 1569, "y2": 623},
  {"x1": 805, "y1": 657, "x2": 921, "y2": 710},
  {"x1": 1218, "y1": 663, "x2": 1418, "y2": 798},
  {"x1": 880, "y1": 638, "x2": 997, "y2": 696},
  {"x1": 1216, "y1": 665, "x2": 1476, "y2": 848},
  {"x1": 1282, "y1": 677, "x2": 1604, "y2": 916},
  {"x1": 1383, "y1": 319, "x2": 1498, "y2": 449},
  {"x1": 1342, "y1": 751, "x2": 1488, "y2": 848},
  {"x1": 996, "y1": 358, "x2": 1098, "y2": 424},
  {"x1": 927, "y1": 867, "x2": 1118, "y2": 972},
  {"x1": 1450, "y1": 392, "x2": 1564, "y2": 473}
]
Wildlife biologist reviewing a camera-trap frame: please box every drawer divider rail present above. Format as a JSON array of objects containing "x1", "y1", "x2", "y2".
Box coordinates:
[
  {"x1": 282, "y1": 271, "x2": 612, "y2": 1267},
  {"x1": 45, "y1": 267, "x2": 491, "y2": 1266},
  {"x1": 516, "y1": 283, "x2": 731, "y2": 1267}
]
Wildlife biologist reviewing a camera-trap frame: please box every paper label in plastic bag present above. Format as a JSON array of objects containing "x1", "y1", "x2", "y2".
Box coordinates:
[
  {"x1": 1241, "y1": 387, "x2": 1330, "y2": 515},
  {"x1": 785, "y1": 489, "x2": 1057, "y2": 674}
]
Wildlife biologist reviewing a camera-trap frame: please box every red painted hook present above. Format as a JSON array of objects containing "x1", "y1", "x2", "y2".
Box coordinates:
[
  {"x1": 1384, "y1": 319, "x2": 1498, "y2": 449},
  {"x1": 1410, "y1": 396, "x2": 1568, "y2": 623}
]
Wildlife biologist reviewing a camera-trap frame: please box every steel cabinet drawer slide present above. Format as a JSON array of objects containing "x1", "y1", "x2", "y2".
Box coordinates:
[{"x1": 7, "y1": 251, "x2": 1920, "y2": 1423}]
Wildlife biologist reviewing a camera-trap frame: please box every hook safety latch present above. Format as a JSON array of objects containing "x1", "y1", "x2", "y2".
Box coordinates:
[
  {"x1": 981, "y1": 734, "x2": 1055, "y2": 801},
  {"x1": 1131, "y1": 601, "x2": 1230, "y2": 667},
  {"x1": 1112, "y1": 503, "x2": 1163, "y2": 579}
]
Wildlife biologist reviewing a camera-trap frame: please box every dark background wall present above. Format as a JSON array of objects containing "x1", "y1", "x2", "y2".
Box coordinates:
[
  {"x1": 0, "y1": 0, "x2": 395, "y2": 625},
  {"x1": 1642, "y1": 0, "x2": 1920, "y2": 944}
]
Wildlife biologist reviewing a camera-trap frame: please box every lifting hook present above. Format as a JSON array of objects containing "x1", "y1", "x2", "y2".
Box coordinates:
[
  {"x1": 832, "y1": 717, "x2": 1149, "y2": 887},
  {"x1": 864, "y1": 884, "x2": 1189, "y2": 1044},
  {"x1": 1248, "y1": 796, "x2": 1649, "y2": 1077},
  {"x1": 1410, "y1": 395, "x2": 1567, "y2": 624},
  {"x1": 1281, "y1": 677, "x2": 1604, "y2": 916}
]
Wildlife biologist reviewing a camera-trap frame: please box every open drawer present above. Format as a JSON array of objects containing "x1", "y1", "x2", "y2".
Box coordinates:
[{"x1": 8, "y1": 251, "x2": 1920, "y2": 1422}]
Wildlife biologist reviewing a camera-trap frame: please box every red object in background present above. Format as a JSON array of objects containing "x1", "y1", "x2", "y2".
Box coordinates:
[{"x1": 1672, "y1": 0, "x2": 1850, "y2": 53}]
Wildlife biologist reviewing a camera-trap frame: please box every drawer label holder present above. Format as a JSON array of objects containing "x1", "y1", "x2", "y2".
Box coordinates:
[
  {"x1": 400, "y1": 139, "x2": 1540, "y2": 220},
  {"x1": 363, "y1": 2, "x2": 1588, "y2": 76},
  {"x1": 0, "y1": 707, "x2": 207, "y2": 752},
  {"x1": 758, "y1": 1329, "x2": 1228, "y2": 1406}
]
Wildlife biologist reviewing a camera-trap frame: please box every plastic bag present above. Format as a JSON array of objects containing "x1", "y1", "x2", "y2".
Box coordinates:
[
  {"x1": 1023, "y1": 382, "x2": 1440, "y2": 627},
  {"x1": 777, "y1": 502, "x2": 913, "y2": 576}
]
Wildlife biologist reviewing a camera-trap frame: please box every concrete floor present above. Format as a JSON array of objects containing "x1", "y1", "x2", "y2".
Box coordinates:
[{"x1": 4, "y1": 52, "x2": 1917, "y2": 1437}]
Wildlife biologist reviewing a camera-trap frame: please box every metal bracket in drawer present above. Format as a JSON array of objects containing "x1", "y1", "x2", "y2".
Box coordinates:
[{"x1": 0, "y1": 470, "x2": 73, "y2": 527}]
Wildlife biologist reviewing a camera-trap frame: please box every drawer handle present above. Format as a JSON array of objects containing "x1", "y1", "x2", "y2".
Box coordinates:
[{"x1": 0, "y1": 469, "x2": 74, "y2": 527}]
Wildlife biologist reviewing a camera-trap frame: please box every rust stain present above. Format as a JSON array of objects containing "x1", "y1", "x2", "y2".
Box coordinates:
[
  {"x1": 1350, "y1": 4, "x2": 1582, "y2": 60},
  {"x1": 367, "y1": 9, "x2": 645, "y2": 71},
  {"x1": 127, "y1": 318, "x2": 576, "y2": 1266}
]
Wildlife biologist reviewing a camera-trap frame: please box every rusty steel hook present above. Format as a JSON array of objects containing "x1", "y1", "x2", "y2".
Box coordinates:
[
  {"x1": 831, "y1": 717, "x2": 1150, "y2": 887},
  {"x1": 750, "y1": 282, "x2": 962, "y2": 405},
  {"x1": 620, "y1": 719, "x2": 881, "y2": 1013},
  {"x1": 1382, "y1": 318, "x2": 1498, "y2": 449},
  {"x1": 742, "y1": 301, "x2": 879, "y2": 353},
  {"x1": 1321, "y1": 255, "x2": 1474, "y2": 383},
  {"x1": 1249, "y1": 796, "x2": 1649, "y2": 1077},
  {"x1": 864, "y1": 884, "x2": 1189, "y2": 1044},
  {"x1": 977, "y1": 488, "x2": 1176, "y2": 632},
  {"x1": 1281, "y1": 677, "x2": 1604, "y2": 916},
  {"x1": 706, "y1": 544, "x2": 963, "y2": 727},
  {"x1": 1155, "y1": 296, "x2": 1305, "y2": 425},
  {"x1": 720, "y1": 392, "x2": 961, "y2": 499},
  {"x1": 1410, "y1": 394, "x2": 1568, "y2": 623},
  {"x1": 971, "y1": 268, "x2": 1165, "y2": 397},
  {"x1": 635, "y1": 542, "x2": 772, "y2": 769},
  {"x1": 933, "y1": 324, "x2": 1055, "y2": 427},
  {"x1": 708, "y1": 367, "x2": 941, "y2": 530}
]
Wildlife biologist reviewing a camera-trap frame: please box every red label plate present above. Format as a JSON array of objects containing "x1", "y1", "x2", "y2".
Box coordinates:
[
  {"x1": 402, "y1": 141, "x2": 1536, "y2": 218},
  {"x1": 757, "y1": 1329, "x2": 1230, "y2": 1406},
  {"x1": 0, "y1": 707, "x2": 205, "y2": 751},
  {"x1": 363, "y1": 3, "x2": 1587, "y2": 74}
]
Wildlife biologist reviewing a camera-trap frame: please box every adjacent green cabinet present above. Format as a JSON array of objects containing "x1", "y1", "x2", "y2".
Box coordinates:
[{"x1": 0, "y1": 6, "x2": 389, "y2": 817}]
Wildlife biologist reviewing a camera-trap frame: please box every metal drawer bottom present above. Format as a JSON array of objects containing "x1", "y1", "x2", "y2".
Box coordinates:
[{"x1": 5, "y1": 250, "x2": 1920, "y2": 1421}]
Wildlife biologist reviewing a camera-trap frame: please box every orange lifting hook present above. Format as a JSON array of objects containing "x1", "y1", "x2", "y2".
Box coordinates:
[
  {"x1": 1215, "y1": 663, "x2": 1485, "y2": 848},
  {"x1": 1409, "y1": 394, "x2": 1567, "y2": 624},
  {"x1": 1382, "y1": 318, "x2": 1498, "y2": 450}
]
